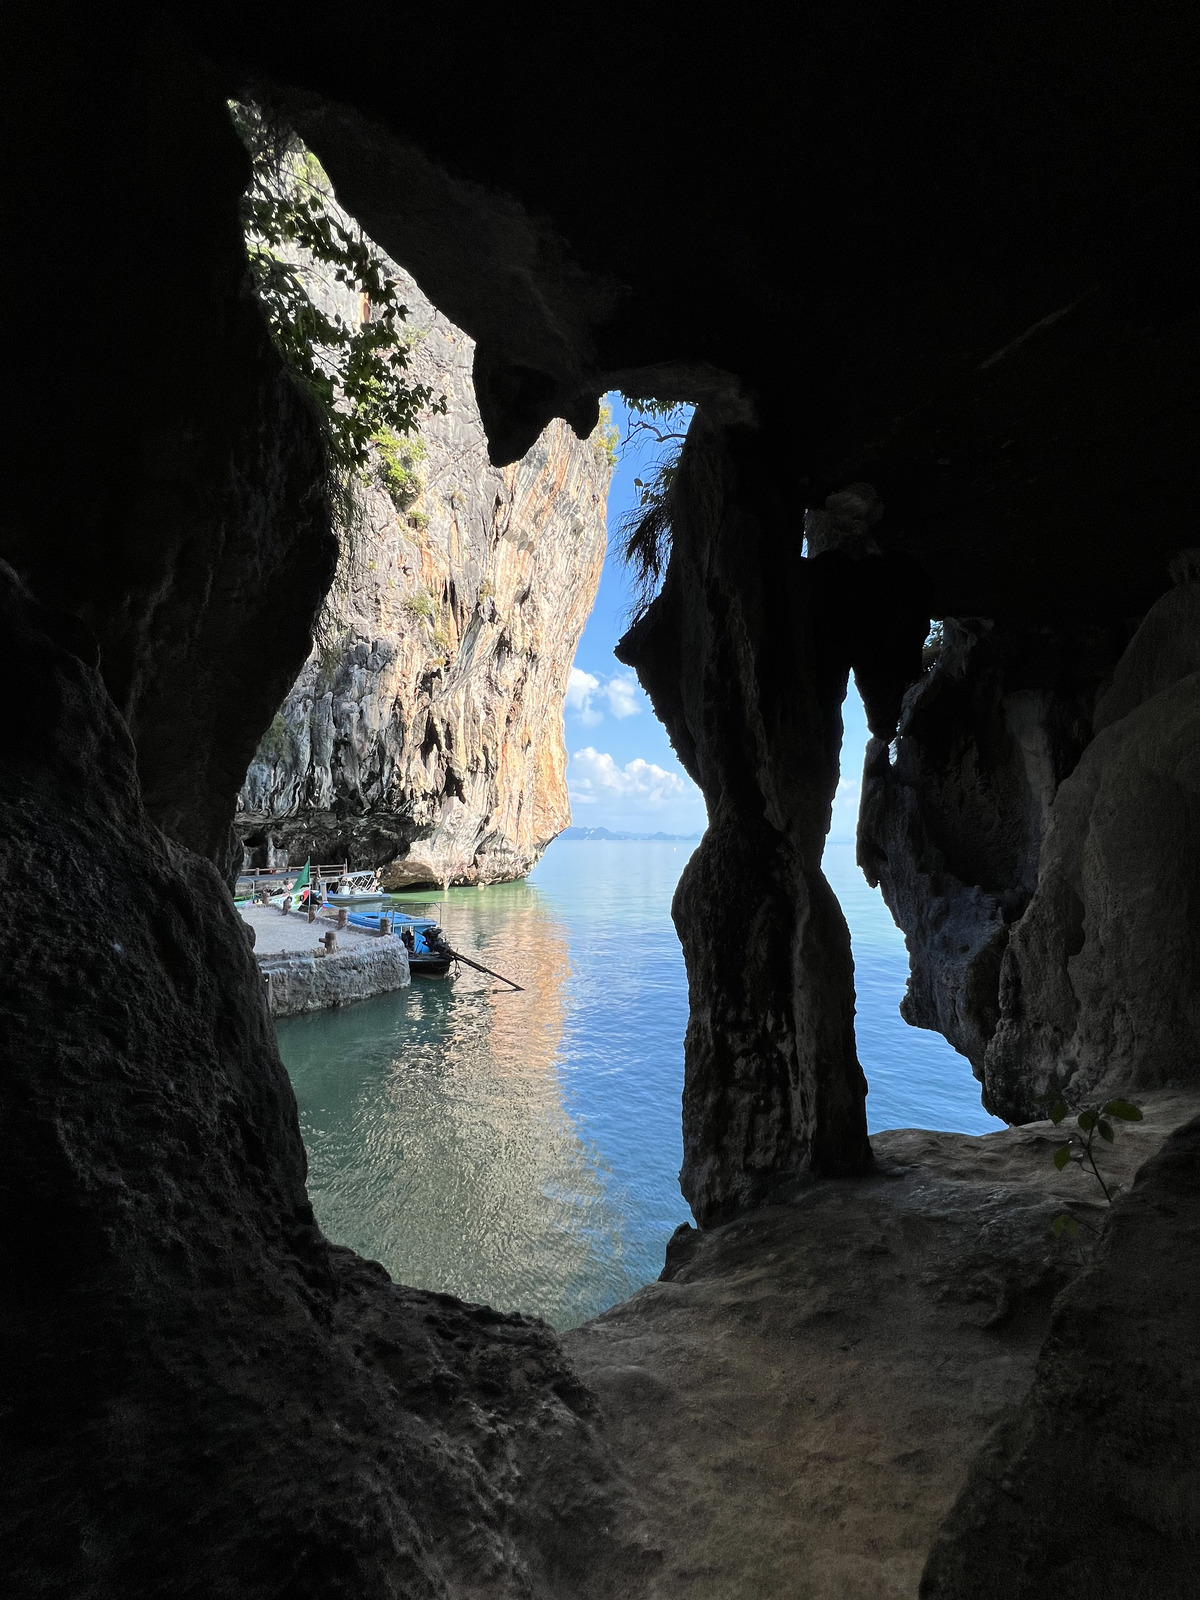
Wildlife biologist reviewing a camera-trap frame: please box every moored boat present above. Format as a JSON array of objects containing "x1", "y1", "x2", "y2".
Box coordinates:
[{"x1": 342, "y1": 909, "x2": 455, "y2": 978}]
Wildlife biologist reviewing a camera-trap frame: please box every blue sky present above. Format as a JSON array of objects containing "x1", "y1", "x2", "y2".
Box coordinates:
[
  {"x1": 564, "y1": 396, "x2": 706, "y2": 833},
  {"x1": 565, "y1": 395, "x2": 870, "y2": 841}
]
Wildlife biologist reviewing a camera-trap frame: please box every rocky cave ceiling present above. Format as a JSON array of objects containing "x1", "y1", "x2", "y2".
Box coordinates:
[{"x1": 200, "y1": 4, "x2": 1200, "y2": 627}]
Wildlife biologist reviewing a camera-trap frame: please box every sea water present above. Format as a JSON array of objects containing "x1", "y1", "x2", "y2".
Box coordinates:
[{"x1": 275, "y1": 837, "x2": 1002, "y2": 1330}]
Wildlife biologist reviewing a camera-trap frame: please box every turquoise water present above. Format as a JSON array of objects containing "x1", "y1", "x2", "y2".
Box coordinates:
[{"x1": 275, "y1": 837, "x2": 1001, "y2": 1330}]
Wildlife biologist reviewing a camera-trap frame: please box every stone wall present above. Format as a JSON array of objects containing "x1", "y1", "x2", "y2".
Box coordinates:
[{"x1": 259, "y1": 942, "x2": 411, "y2": 1016}]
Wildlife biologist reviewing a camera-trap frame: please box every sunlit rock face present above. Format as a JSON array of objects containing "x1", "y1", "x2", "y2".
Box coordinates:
[{"x1": 235, "y1": 259, "x2": 609, "y2": 887}]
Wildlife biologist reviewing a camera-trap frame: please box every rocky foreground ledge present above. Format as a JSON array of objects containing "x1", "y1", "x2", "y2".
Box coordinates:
[{"x1": 566, "y1": 1091, "x2": 1200, "y2": 1600}]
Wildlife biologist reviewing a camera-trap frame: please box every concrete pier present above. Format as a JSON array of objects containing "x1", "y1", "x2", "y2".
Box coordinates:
[{"x1": 238, "y1": 903, "x2": 410, "y2": 1017}]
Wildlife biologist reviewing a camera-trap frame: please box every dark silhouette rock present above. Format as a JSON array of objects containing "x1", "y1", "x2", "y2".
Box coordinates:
[
  {"x1": 0, "y1": 562, "x2": 642, "y2": 1596},
  {"x1": 858, "y1": 618, "x2": 1116, "y2": 1080},
  {"x1": 618, "y1": 417, "x2": 934, "y2": 1223},
  {"x1": 984, "y1": 584, "x2": 1200, "y2": 1119}
]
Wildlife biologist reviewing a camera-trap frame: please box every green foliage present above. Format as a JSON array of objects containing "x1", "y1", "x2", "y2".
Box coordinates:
[
  {"x1": 229, "y1": 102, "x2": 445, "y2": 478},
  {"x1": 431, "y1": 625, "x2": 452, "y2": 656},
  {"x1": 616, "y1": 395, "x2": 693, "y2": 618},
  {"x1": 1042, "y1": 1091, "x2": 1144, "y2": 1243},
  {"x1": 591, "y1": 401, "x2": 620, "y2": 469},
  {"x1": 373, "y1": 428, "x2": 426, "y2": 513},
  {"x1": 403, "y1": 591, "x2": 435, "y2": 623},
  {"x1": 256, "y1": 713, "x2": 296, "y2": 765},
  {"x1": 315, "y1": 630, "x2": 345, "y2": 681}
]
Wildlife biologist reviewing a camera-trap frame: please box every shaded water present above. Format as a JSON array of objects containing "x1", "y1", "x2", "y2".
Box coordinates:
[{"x1": 276, "y1": 838, "x2": 1001, "y2": 1330}]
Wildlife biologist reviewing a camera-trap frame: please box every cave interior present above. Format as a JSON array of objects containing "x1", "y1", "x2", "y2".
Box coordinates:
[{"x1": 3, "y1": 6, "x2": 1199, "y2": 1596}]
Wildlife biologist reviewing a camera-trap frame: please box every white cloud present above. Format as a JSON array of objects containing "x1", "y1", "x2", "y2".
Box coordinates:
[
  {"x1": 834, "y1": 775, "x2": 860, "y2": 811},
  {"x1": 569, "y1": 747, "x2": 687, "y2": 807},
  {"x1": 602, "y1": 672, "x2": 641, "y2": 719},
  {"x1": 566, "y1": 667, "x2": 604, "y2": 726},
  {"x1": 565, "y1": 667, "x2": 643, "y2": 726},
  {"x1": 826, "y1": 775, "x2": 862, "y2": 843}
]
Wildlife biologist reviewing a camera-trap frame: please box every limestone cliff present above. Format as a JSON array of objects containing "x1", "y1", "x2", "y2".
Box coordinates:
[{"x1": 235, "y1": 220, "x2": 610, "y2": 887}]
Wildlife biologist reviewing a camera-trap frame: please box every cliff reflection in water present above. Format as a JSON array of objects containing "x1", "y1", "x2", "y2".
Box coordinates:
[{"x1": 276, "y1": 844, "x2": 697, "y2": 1329}]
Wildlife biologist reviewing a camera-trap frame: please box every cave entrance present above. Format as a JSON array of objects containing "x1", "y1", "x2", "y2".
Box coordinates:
[
  {"x1": 825, "y1": 674, "x2": 1003, "y2": 1135},
  {"x1": 227, "y1": 110, "x2": 702, "y2": 1335}
]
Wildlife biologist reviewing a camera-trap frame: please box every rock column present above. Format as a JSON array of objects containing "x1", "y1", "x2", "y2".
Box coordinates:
[{"x1": 618, "y1": 416, "x2": 875, "y2": 1225}]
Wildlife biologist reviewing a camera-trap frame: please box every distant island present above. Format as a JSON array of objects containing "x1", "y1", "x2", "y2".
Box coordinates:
[{"x1": 558, "y1": 826, "x2": 703, "y2": 842}]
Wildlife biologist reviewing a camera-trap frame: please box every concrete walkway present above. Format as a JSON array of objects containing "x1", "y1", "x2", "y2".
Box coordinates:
[
  {"x1": 239, "y1": 903, "x2": 409, "y2": 1016},
  {"x1": 239, "y1": 901, "x2": 391, "y2": 957}
]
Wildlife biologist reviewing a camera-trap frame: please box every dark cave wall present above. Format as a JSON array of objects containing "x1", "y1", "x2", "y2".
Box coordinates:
[
  {"x1": 0, "y1": 569, "x2": 640, "y2": 1598},
  {"x1": 858, "y1": 582, "x2": 1200, "y2": 1124},
  {"x1": 2, "y1": 34, "x2": 336, "y2": 875},
  {"x1": 983, "y1": 581, "x2": 1200, "y2": 1119},
  {"x1": 858, "y1": 617, "x2": 1119, "y2": 1081}
]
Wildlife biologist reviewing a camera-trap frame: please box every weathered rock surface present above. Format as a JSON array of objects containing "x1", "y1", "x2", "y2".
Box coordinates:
[
  {"x1": 0, "y1": 565, "x2": 645, "y2": 1597},
  {"x1": 858, "y1": 618, "x2": 1118, "y2": 1080},
  {"x1": 921, "y1": 1110, "x2": 1200, "y2": 1599},
  {"x1": 982, "y1": 582, "x2": 1200, "y2": 1118},
  {"x1": 618, "y1": 420, "x2": 928, "y2": 1226},
  {"x1": 617, "y1": 419, "x2": 871, "y2": 1225},
  {"x1": 235, "y1": 241, "x2": 609, "y2": 888},
  {"x1": 566, "y1": 1092, "x2": 1200, "y2": 1599}
]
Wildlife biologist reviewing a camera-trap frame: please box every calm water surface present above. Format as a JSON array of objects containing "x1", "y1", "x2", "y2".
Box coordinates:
[{"x1": 276, "y1": 838, "x2": 1001, "y2": 1330}]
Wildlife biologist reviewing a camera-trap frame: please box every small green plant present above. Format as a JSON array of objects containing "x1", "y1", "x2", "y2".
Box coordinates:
[
  {"x1": 591, "y1": 401, "x2": 620, "y2": 469},
  {"x1": 373, "y1": 428, "x2": 426, "y2": 512},
  {"x1": 315, "y1": 631, "x2": 345, "y2": 680},
  {"x1": 1042, "y1": 1092, "x2": 1144, "y2": 1242},
  {"x1": 431, "y1": 625, "x2": 452, "y2": 656},
  {"x1": 477, "y1": 577, "x2": 494, "y2": 602},
  {"x1": 403, "y1": 591, "x2": 435, "y2": 623},
  {"x1": 255, "y1": 713, "x2": 296, "y2": 765}
]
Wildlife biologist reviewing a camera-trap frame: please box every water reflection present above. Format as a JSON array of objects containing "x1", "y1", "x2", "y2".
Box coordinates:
[
  {"x1": 277, "y1": 848, "x2": 696, "y2": 1329},
  {"x1": 278, "y1": 840, "x2": 1004, "y2": 1333}
]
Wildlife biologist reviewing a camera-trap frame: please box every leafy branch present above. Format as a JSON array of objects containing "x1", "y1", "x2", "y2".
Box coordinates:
[
  {"x1": 617, "y1": 396, "x2": 692, "y2": 618},
  {"x1": 229, "y1": 102, "x2": 445, "y2": 478},
  {"x1": 1042, "y1": 1093, "x2": 1143, "y2": 1242}
]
